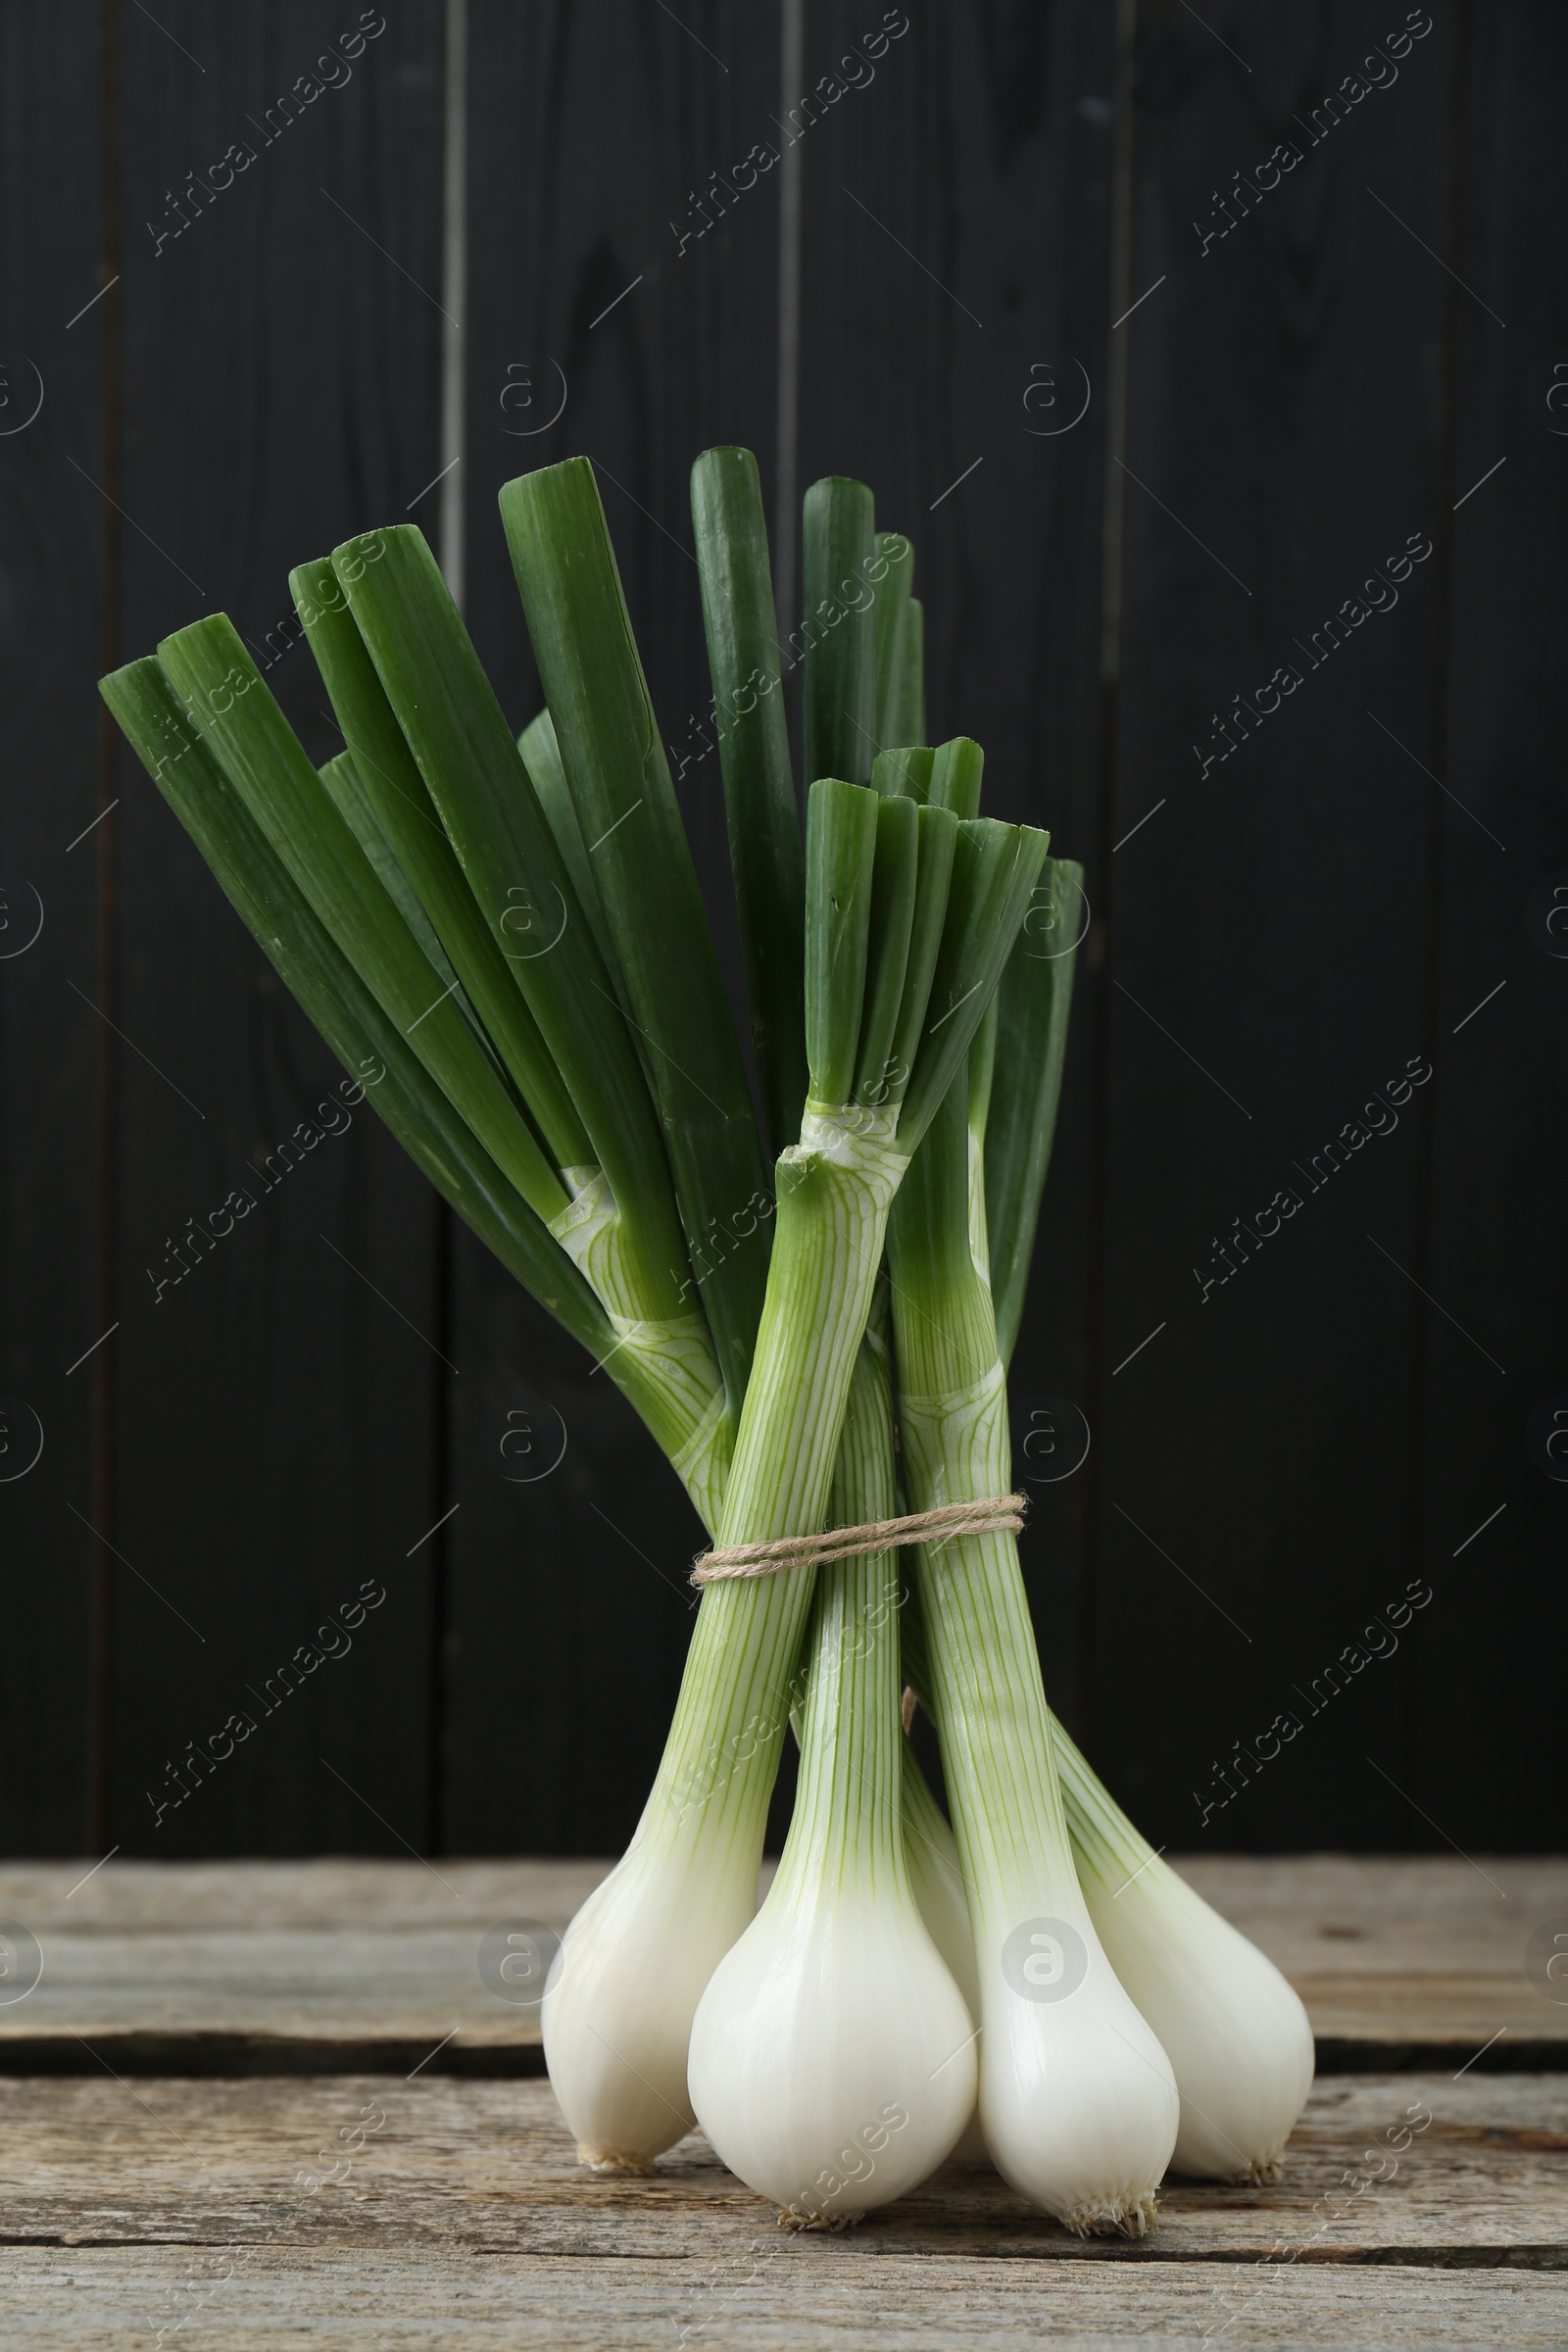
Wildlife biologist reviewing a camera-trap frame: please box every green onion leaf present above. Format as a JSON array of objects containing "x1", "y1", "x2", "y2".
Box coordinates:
[
  {"x1": 517, "y1": 708, "x2": 618, "y2": 988},
  {"x1": 99, "y1": 656, "x2": 612, "y2": 1362},
  {"x1": 691, "y1": 445, "x2": 808, "y2": 1162},
  {"x1": 928, "y1": 736, "x2": 985, "y2": 820},
  {"x1": 155, "y1": 616, "x2": 568, "y2": 1229},
  {"x1": 872, "y1": 531, "x2": 916, "y2": 749},
  {"x1": 898, "y1": 817, "x2": 1050, "y2": 1152},
  {"x1": 802, "y1": 476, "x2": 876, "y2": 786},
  {"x1": 804, "y1": 777, "x2": 879, "y2": 1105},
  {"x1": 323, "y1": 523, "x2": 691, "y2": 1322},
  {"x1": 885, "y1": 802, "x2": 958, "y2": 1110},
  {"x1": 983, "y1": 857, "x2": 1085, "y2": 1367},
  {"x1": 853, "y1": 792, "x2": 919, "y2": 1113},
  {"x1": 870, "y1": 745, "x2": 934, "y2": 802},
  {"x1": 900, "y1": 600, "x2": 926, "y2": 745},
  {"x1": 316, "y1": 750, "x2": 461, "y2": 996},
  {"x1": 967, "y1": 990, "x2": 999, "y2": 1142},
  {"x1": 292, "y1": 557, "x2": 591, "y2": 1176},
  {"x1": 499, "y1": 458, "x2": 770, "y2": 1415}
]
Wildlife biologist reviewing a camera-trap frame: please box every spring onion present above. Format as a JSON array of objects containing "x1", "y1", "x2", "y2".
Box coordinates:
[
  {"x1": 970, "y1": 856, "x2": 1315, "y2": 2183},
  {"x1": 688, "y1": 1316, "x2": 976, "y2": 2221},
  {"x1": 895, "y1": 822, "x2": 1314, "y2": 2196},
  {"x1": 888, "y1": 1077, "x2": 1179, "y2": 2232},
  {"x1": 690, "y1": 447, "x2": 808, "y2": 1162},
  {"x1": 98, "y1": 439, "x2": 1313, "y2": 2233},
  {"x1": 541, "y1": 781, "x2": 1046, "y2": 2170},
  {"x1": 500, "y1": 458, "x2": 771, "y2": 1421}
]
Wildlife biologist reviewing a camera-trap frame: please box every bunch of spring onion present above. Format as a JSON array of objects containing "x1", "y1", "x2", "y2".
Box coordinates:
[{"x1": 102, "y1": 445, "x2": 1311, "y2": 2234}]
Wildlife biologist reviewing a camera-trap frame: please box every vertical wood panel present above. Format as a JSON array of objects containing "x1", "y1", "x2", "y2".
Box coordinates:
[
  {"x1": 1414, "y1": 0, "x2": 1568, "y2": 1849},
  {"x1": 0, "y1": 0, "x2": 106, "y2": 1851},
  {"x1": 445, "y1": 0, "x2": 781, "y2": 1854},
  {"x1": 794, "y1": 0, "x2": 1117, "y2": 1735},
  {"x1": 1092, "y1": 1, "x2": 1462, "y2": 1846},
  {"x1": 105, "y1": 1, "x2": 448, "y2": 1856},
  {"x1": 0, "y1": 0, "x2": 1559, "y2": 1859}
]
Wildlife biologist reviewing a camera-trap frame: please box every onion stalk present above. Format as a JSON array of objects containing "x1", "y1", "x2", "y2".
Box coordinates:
[
  {"x1": 540, "y1": 779, "x2": 1047, "y2": 2170},
  {"x1": 888, "y1": 834, "x2": 1313, "y2": 2193},
  {"x1": 110, "y1": 547, "x2": 736, "y2": 1529},
  {"x1": 688, "y1": 1315, "x2": 977, "y2": 2223},
  {"x1": 499, "y1": 460, "x2": 772, "y2": 1423},
  {"x1": 690, "y1": 447, "x2": 808, "y2": 1161},
  {"x1": 98, "y1": 435, "x2": 1311, "y2": 2228},
  {"x1": 888, "y1": 1078, "x2": 1179, "y2": 2232},
  {"x1": 1051, "y1": 1718, "x2": 1313, "y2": 2180},
  {"x1": 98, "y1": 660, "x2": 622, "y2": 1375},
  {"x1": 968, "y1": 858, "x2": 1315, "y2": 2182}
]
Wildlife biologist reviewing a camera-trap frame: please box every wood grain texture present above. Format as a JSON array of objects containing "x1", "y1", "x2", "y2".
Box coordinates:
[
  {"x1": 793, "y1": 0, "x2": 1116, "y2": 1738},
  {"x1": 0, "y1": 2070, "x2": 1562, "y2": 2254},
  {"x1": 0, "y1": 0, "x2": 106, "y2": 1850},
  {"x1": 0, "y1": 1858, "x2": 605, "y2": 2062},
  {"x1": 3, "y1": 2250, "x2": 1565, "y2": 2350},
  {"x1": 1086, "y1": 1, "x2": 1476, "y2": 1852},
  {"x1": 104, "y1": 2, "x2": 449, "y2": 1857},
  {"x1": 0, "y1": 1855, "x2": 1560, "y2": 2069},
  {"x1": 444, "y1": 0, "x2": 785, "y2": 1858},
  {"x1": 0, "y1": 2073, "x2": 1563, "y2": 2346},
  {"x1": 0, "y1": 0, "x2": 1561, "y2": 1870},
  {"x1": 1178, "y1": 1854, "x2": 1568, "y2": 2056},
  {"x1": 1410, "y1": 0, "x2": 1568, "y2": 1854}
]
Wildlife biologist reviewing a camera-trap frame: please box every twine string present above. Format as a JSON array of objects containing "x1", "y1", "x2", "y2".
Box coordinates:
[{"x1": 691, "y1": 1493, "x2": 1027, "y2": 1586}]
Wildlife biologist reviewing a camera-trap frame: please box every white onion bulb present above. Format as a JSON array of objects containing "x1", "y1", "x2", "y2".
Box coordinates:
[
  {"x1": 542, "y1": 1829, "x2": 754, "y2": 2170},
  {"x1": 890, "y1": 1236, "x2": 1180, "y2": 2231},
  {"x1": 688, "y1": 1876, "x2": 976, "y2": 2222},
  {"x1": 1056, "y1": 1718, "x2": 1314, "y2": 2180},
  {"x1": 689, "y1": 1342, "x2": 976, "y2": 2221},
  {"x1": 901, "y1": 1727, "x2": 988, "y2": 2168},
  {"x1": 971, "y1": 1881, "x2": 1178, "y2": 2232}
]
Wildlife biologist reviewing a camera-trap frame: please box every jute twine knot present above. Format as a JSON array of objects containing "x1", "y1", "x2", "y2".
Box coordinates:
[{"x1": 691, "y1": 1494, "x2": 1027, "y2": 1586}]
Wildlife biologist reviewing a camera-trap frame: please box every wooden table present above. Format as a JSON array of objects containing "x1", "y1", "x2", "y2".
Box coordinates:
[{"x1": 1, "y1": 1856, "x2": 1564, "y2": 2346}]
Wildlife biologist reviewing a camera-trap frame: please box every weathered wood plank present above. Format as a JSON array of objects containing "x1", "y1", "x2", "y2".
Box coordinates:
[
  {"x1": 3, "y1": 2246, "x2": 1564, "y2": 2350},
  {"x1": 0, "y1": 1859, "x2": 606, "y2": 2060},
  {"x1": 0, "y1": 2072, "x2": 1562, "y2": 2255},
  {"x1": 0, "y1": 1856, "x2": 1560, "y2": 2069},
  {"x1": 0, "y1": 2074, "x2": 1563, "y2": 2347},
  {"x1": 1178, "y1": 1854, "x2": 1568, "y2": 2056}
]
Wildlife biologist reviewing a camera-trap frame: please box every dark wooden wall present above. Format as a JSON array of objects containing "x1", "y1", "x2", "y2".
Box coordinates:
[{"x1": 1, "y1": 0, "x2": 1561, "y2": 1863}]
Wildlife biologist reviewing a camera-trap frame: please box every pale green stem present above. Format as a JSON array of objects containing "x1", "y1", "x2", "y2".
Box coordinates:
[
  {"x1": 546, "y1": 1167, "x2": 729, "y2": 1533},
  {"x1": 888, "y1": 1082, "x2": 1078, "y2": 1930},
  {"x1": 626, "y1": 1118, "x2": 904, "y2": 1893},
  {"x1": 956, "y1": 1063, "x2": 1169, "y2": 1903},
  {"x1": 770, "y1": 1327, "x2": 904, "y2": 1902}
]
